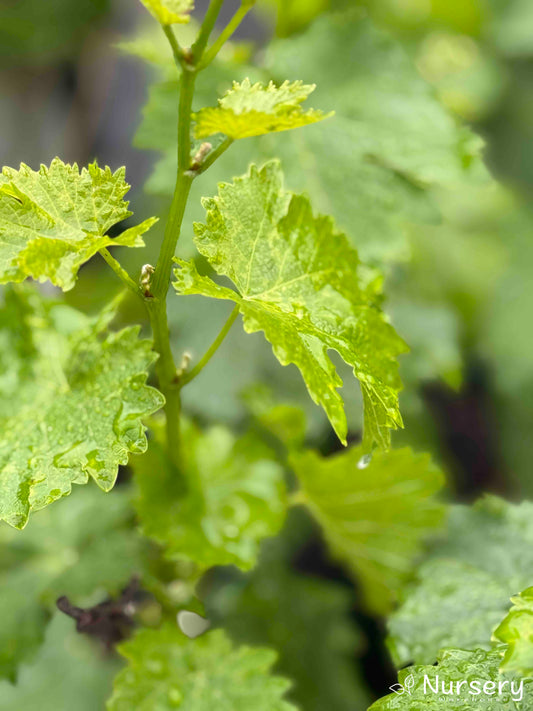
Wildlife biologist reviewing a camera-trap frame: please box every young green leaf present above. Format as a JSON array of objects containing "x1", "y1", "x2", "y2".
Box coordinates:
[
  {"x1": 290, "y1": 446, "x2": 445, "y2": 615},
  {"x1": 0, "y1": 287, "x2": 164, "y2": 528},
  {"x1": 0, "y1": 159, "x2": 156, "y2": 290},
  {"x1": 138, "y1": 0, "x2": 193, "y2": 25},
  {"x1": 388, "y1": 497, "x2": 533, "y2": 667},
  {"x1": 108, "y1": 626, "x2": 297, "y2": 711},
  {"x1": 369, "y1": 647, "x2": 532, "y2": 710},
  {"x1": 173, "y1": 161, "x2": 407, "y2": 449},
  {"x1": 193, "y1": 79, "x2": 332, "y2": 139},
  {"x1": 0, "y1": 484, "x2": 144, "y2": 680},
  {"x1": 133, "y1": 420, "x2": 287, "y2": 571},
  {"x1": 494, "y1": 587, "x2": 533, "y2": 676}
]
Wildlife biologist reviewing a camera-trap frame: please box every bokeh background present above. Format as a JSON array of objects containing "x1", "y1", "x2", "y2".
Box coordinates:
[{"x1": 2, "y1": 0, "x2": 533, "y2": 708}]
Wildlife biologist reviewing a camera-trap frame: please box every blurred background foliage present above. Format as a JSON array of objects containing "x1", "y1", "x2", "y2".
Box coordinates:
[{"x1": 1, "y1": 0, "x2": 533, "y2": 708}]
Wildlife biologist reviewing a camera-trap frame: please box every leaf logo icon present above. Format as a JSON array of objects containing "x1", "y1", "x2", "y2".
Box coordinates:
[{"x1": 389, "y1": 674, "x2": 415, "y2": 696}]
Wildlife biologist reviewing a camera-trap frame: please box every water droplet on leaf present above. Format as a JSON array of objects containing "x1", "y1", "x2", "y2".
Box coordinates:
[{"x1": 357, "y1": 453, "x2": 372, "y2": 469}]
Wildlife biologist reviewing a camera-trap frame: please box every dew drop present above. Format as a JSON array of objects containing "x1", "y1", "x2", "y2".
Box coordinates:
[{"x1": 357, "y1": 453, "x2": 372, "y2": 469}]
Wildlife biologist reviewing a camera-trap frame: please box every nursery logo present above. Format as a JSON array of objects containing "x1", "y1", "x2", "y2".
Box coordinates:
[
  {"x1": 389, "y1": 674, "x2": 415, "y2": 696},
  {"x1": 389, "y1": 675, "x2": 525, "y2": 703}
]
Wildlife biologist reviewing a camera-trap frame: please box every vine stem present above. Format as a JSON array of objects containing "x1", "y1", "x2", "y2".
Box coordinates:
[
  {"x1": 191, "y1": 0, "x2": 225, "y2": 62},
  {"x1": 146, "y1": 299, "x2": 183, "y2": 467},
  {"x1": 179, "y1": 305, "x2": 240, "y2": 387},
  {"x1": 98, "y1": 1, "x2": 243, "y2": 470},
  {"x1": 97, "y1": 4, "x2": 241, "y2": 469},
  {"x1": 162, "y1": 24, "x2": 185, "y2": 67},
  {"x1": 99, "y1": 248, "x2": 141, "y2": 299},
  {"x1": 147, "y1": 63, "x2": 196, "y2": 462},
  {"x1": 199, "y1": 2, "x2": 253, "y2": 69},
  {"x1": 145, "y1": 0, "x2": 229, "y2": 465}
]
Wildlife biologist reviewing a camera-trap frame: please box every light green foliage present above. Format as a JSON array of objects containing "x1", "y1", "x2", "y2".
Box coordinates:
[
  {"x1": 0, "y1": 159, "x2": 156, "y2": 290},
  {"x1": 169, "y1": 294, "x2": 343, "y2": 434},
  {"x1": 139, "y1": 0, "x2": 193, "y2": 25},
  {"x1": 0, "y1": 484, "x2": 143, "y2": 680},
  {"x1": 388, "y1": 497, "x2": 533, "y2": 666},
  {"x1": 204, "y1": 511, "x2": 371, "y2": 711},
  {"x1": 128, "y1": 59, "x2": 338, "y2": 430},
  {"x1": 133, "y1": 420, "x2": 287, "y2": 570},
  {"x1": 129, "y1": 14, "x2": 487, "y2": 264},
  {"x1": 108, "y1": 625, "x2": 297, "y2": 711},
  {"x1": 494, "y1": 587, "x2": 533, "y2": 676},
  {"x1": 0, "y1": 614, "x2": 120, "y2": 711},
  {"x1": 174, "y1": 161, "x2": 407, "y2": 448},
  {"x1": 261, "y1": 13, "x2": 487, "y2": 262},
  {"x1": 290, "y1": 446, "x2": 445, "y2": 614},
  {"x1": 266, "y1": 13, "x2": 484, "y2": 186},
  {"x1": 128, "y1": 47, "x2": 263, "y2": 232},
  {"x1": 194, "y1": 79, "x2": 332, "y2": 139},
  {"x1": 0, "y1": 2, "x2": 516, "y2": 708},
  {"x1": 369, "y1": 646, "x2": 533, "y2": 710},
  {"x1": 0, "y1": 288, "x2": 164, "y2": 528}
]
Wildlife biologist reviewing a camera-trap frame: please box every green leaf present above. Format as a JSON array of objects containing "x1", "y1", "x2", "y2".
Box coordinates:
[
  {"x1": 262, "y1": 12, "x2": 488, "y2": 262},
  {"x1": 494, "y1": 587, "x2": 533, "y2": 676},
  {"x1": 204, "y1": 510, "x2": 371, "y2": 711},
  {"x1": 0, "y1": 287, "x2": 164, "y2": 528},
  {"x1": 0, "y1": 159, "x2": 156, "y2": 290},
  {"x1": 194, "y1": 79, "x2": 332, "y2": 139},
  {"x1": 133, "y1": 420, "x2": 287, "y2": 571},
  {"x1": 0, "y1": 483, "x2": 143, "y2": 680},
  {"x1": 131, "y1": 14, "x2": 487, "y2": 265},
  {"x1": 167, "y1": 292, "x2": 354, "y2": 438},
  {"x1": 173, "y1": 161, "x2": 407, "y2": 448},
  {"x1": 388, "y1": 497, "x2": 533, "y2": 666},
  {"x1": 138, "y1": 0, "x2": 193, "y2": 25},
  {"x1": 108, "y1": 625, "x2": 297, "y2": 711},
  {"x1": 266, "y1": 13, "x2": 485, "y2": 186},
  {"x1": 0, "y1": 613, "x2": 120, "y2": 711},
  {"x1": 369, "y1": 646, "x2": 533, "y2": 711},
  {"x1": 128, "y1": 48, "x2": 266, "y2": 210},
  {"x1": 290, "y1": 446, "x2": 445, "y2": 614}
]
